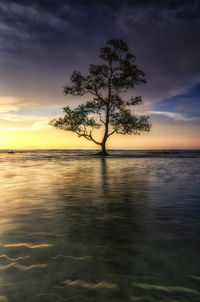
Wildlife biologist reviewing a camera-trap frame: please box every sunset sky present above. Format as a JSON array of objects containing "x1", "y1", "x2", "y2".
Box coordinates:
[{"x1": 0, "y1": 0, "x2": 200, "y2": 149}]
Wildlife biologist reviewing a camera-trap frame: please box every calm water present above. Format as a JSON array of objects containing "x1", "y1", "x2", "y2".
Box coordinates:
[{"x1": 0, "y1": 150, "x2": 200, "y2": 302}]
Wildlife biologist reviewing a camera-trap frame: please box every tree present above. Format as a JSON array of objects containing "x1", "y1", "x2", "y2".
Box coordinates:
[{"x1": 50, "y1": 39, "x2": 151, "y2": 155}]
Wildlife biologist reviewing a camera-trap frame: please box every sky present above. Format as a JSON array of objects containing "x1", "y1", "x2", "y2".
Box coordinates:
[{"x1": 0, "y1": 0, "x2": 200, "y2": 149}]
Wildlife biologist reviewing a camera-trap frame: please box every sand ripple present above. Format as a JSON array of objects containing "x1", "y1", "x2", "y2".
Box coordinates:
[
  {"x1": 0, "y1": 254, "x2": 30, "y2": 261},
  {"x1": 0, "y1": 262, "x2": 47, "y2": 270},
  {"x1": 3, "y1": 243, "x2": 53, "y2": 249},
  {"x1": 63, "y1": 279, "x2": 117, "y2": 290},
  {"x1": 132, "y1": 282, "x2": 199, "y2": 295}
]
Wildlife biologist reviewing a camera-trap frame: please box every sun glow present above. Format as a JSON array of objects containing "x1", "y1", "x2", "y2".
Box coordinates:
[{"x1": 0, "y1": 121, "x2": 199, "y2": 150}]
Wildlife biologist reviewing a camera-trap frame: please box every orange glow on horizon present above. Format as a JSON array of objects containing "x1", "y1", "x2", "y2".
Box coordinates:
[{"x1": 0, "y1": 122, "x2": 199, "y2": 150}]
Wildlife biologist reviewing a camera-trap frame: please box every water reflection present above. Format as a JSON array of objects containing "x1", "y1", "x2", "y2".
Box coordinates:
[
  {"x1": 54, "y1": 157, "x2": 150, "y2": 301},
  {"x1": 0, "y1": 152, "x2": 199, "y2": 301}
]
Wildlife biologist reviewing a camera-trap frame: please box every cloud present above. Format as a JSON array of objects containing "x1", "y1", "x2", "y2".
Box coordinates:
[
  {"x1": 0, "y1": 0, "x2": 200, "y2": 112},
  {"x1": 154, "y1": 83, "x2": 200, "y2": 117},
  {"x1": 1, "y1": 0, "x2": 199, "y2": 55},
  {"x1": 148, "y1": 110, "x2": 196, "y2": 122},
  {"x1": 169, "y1": 83, "x2": 200, "y2": 102},
  {"x1": 0, "y1": 96, "x2": 35, "y2": 112},
  {"x1": 0, "y1": 96, "x2": 57, "y2": 130},
  {"x1": 0, "y1": 112, "x2": 50, "y2": 131},
  {"x1": 0, "y1": 96, "x2": 20, "y2": 113}
]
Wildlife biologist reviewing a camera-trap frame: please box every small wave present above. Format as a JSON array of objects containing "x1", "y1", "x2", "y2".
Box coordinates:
[
  {"x1": 0, "y1": 262, "x2": 47, "y2": 270},
  {"x1": 0, "y1": 254, "x2": 30, "y2": 261},
  {"x1": 3, "y1": 243, "x2": 53, "y2": 249},
  {"x1": 132, "y1": 282, "x2": 199, "y2": 295},
  {"x1": 63, "y1": 279, "x2": 117, "y2": 290},
  {"x1": 50, "y1": 255, "x2": 93, "y2": 261}
]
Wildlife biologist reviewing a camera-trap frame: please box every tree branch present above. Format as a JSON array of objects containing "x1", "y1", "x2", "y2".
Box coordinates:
[
  {"x1": 98, "y1": 113, "x2": 106, "y2": 125},
  {"x1": 75, "y1": 129, "x2": 101, "y2": 145},
  {"x1": 89, "y1": 131, "x2": 102, "y2": 145},
  {"x1": 107, "y1": 129, "x2": 116, "y2": 137}
]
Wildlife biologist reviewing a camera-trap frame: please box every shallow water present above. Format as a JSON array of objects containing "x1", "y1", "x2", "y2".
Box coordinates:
[{"x1": 0, "y1": 150, "x2": 200, "y2": 302}]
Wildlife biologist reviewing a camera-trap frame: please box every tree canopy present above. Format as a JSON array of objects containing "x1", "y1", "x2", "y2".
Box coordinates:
[{"x1": 50, "y1": 39, "x2": 151, "y2": 155}]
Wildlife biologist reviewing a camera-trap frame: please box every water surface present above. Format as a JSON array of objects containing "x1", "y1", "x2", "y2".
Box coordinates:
[{"x1": 0, "y1": 150, "x2": 200, "y2": 301}]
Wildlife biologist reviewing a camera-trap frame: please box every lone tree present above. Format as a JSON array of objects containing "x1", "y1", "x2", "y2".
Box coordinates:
[{"x1": 50, "y1": 39, "x2": 151, "y2": 155}]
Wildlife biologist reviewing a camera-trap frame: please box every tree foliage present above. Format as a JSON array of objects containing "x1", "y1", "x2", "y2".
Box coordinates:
[{"x1": 50, "y1": 39, "x2": 151, "y2": 155}]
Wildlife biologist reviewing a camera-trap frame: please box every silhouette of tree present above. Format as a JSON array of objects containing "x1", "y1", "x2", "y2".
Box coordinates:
[{"x1": 50, "y1": 39, "x2": 151, "y2": 155}]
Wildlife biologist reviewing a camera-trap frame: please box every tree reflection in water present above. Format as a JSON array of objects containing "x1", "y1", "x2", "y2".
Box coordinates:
[
  {"x1": 57, "y1": 157, "x2": 149, "y2": 301},
  {"x1": 0, "y1": 153, "x2": 199, "y2": 301}
]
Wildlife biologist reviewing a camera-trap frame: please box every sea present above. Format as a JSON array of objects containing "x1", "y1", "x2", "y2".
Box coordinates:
[{"x1": 0, "y1": 149, "x2": 200, "y2": 302}]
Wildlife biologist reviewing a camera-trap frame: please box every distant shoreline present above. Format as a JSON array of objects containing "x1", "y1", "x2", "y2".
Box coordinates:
[
  {"x1": 1, "y1": 149, "x2": 200, "y2": 159},
  {"x1": 1, "y1": 148, "x2": 200, "y2": 151}
]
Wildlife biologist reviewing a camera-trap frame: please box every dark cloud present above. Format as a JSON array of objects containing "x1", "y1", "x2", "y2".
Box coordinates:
[
  {"x1": 0, "y1": 0, "x2": 200, "y2": 108},
  {"x1": 155, "y1": 83, "x2": 200, "y2": 118},
  {"x1": 162, "y1": 83, "x2": 200, "y2": 105},
  {"x1": 1, "y1": 0, "x2": 199, "y2": 55}
]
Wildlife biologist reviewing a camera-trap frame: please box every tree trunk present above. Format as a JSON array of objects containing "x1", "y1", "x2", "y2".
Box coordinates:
[
  {"x1": 98, "y1": 101, "x2": 110, "y2": 156},
  {"x1": 96, "y1": 140, "x2": 109, "y2": 156},
  {"x1": 101, "y1": 140, "x2": 108, "y2": 156},
  {"x1": 96, "y1": 81, "x2": 111, "y2": 156}
]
